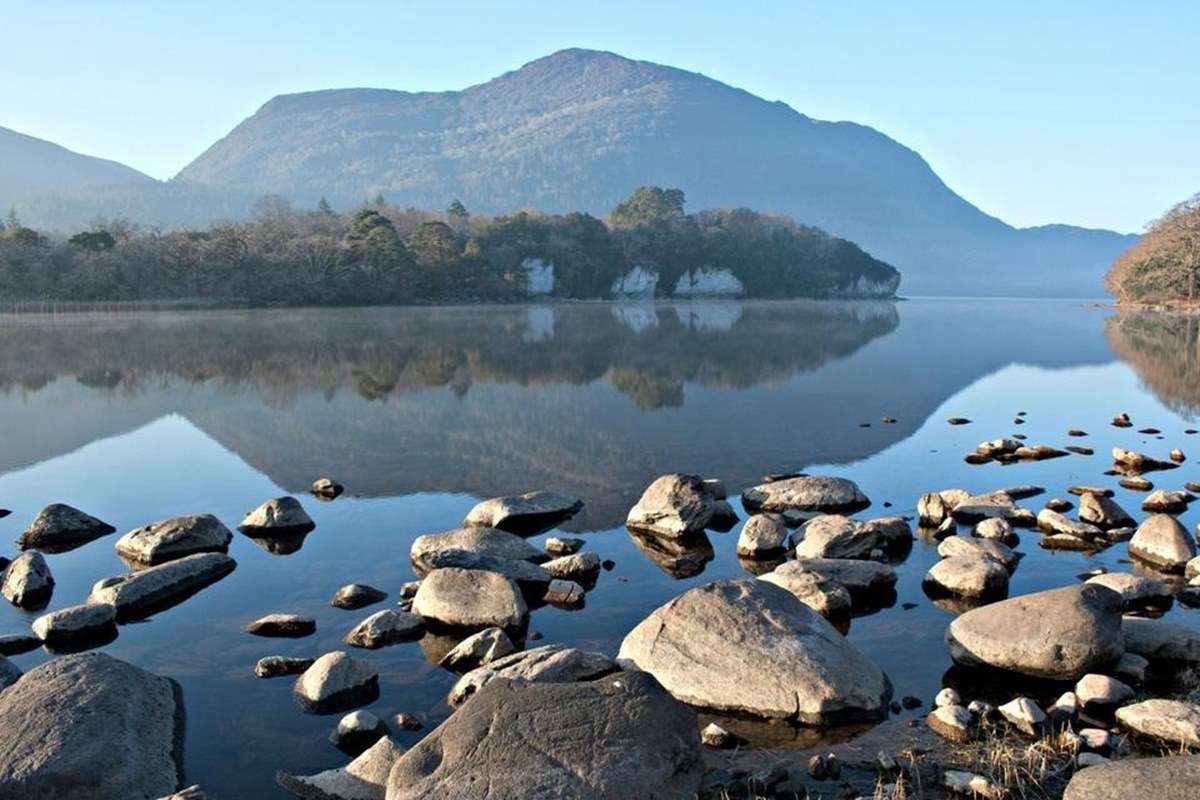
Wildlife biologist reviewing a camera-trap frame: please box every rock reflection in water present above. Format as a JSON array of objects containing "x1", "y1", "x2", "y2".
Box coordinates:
[{"x1": 626, "y1": 529, "x2": 715, "y2": 579}]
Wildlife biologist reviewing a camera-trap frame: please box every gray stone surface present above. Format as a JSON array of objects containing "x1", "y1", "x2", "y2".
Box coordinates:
[
  {"x1": 386, "y1": 672, "x2": 704, "y2": 800},
  {"x1": 618, "y1": 579, "x2": 891, "y2": 724},
  {"x1": 736, "y1": 513, "x2": 789, "y2": 557},
  {"x1": 437, "y1": 627, "x2": 516, "y2": 671},
  {"x1": 626, "y1": 473, "x2": 716, "y2": 537},
  {"x1": 1085, "y1": 572, "x2": 1173, "y2": 613},
  {"x1": 742, "y1": 475, "x2": 869, "y2": 514},
  {"x1": 782, "y1": 557, "x2": 897, "y2": 597},
  {"x1": 1062, "y1": 755, "x2": 1200, "y2": 800},
  {"x1": 331, "y1": 584, "x2": 387, "y2": 610},
  {"x1": 18, "y1": 503, "x2": 115, "y2": 552},
  {"x1": 31, "y1": 602, "x2": 117, "y2": 648},
  {"x1": 1130, "y1": 514, "x2": 1197, "y2": 572},
  {"x1": 945, "y1": 584, "x2": 1124, "y2": 679},
  {"x1": 923, "y1": 555, "x2": 1008, "y2": 599},
  {"x1": 1078, "y1": 492, "x2": 1135, "y2": 529},
  {"x1": 409, "y1": 526, "x2": 541, "y2": 575},
  {"x1": 411, "y1": 568, "x2": 527, "y2": 630},
  {"x1": 758, "y1": 567, "x2": 851, "y2": 620},
  {"x1": 278, "y1": 735, "x2": 403, "y2": 800},
  {"x1": 344, "y1": 610, "x2": 423, "y2": 649},
  {"x1": 793, "y1": 514, "x2": 909, "y2": 560},
  {"x1": 239, "y1": 496, "x2": 316, "y2": 535},
  {"x1": 448, "y1": 645, "x2": 618, "y2": 707},
  {"x1": 1116, "y1": 699, "x2": 1200, "y2": 748},
  {"x1": 88, "y1": 552, "x2": 236, "y2": 619},
  {"x1": 294, "y1": 651, "x2": 380, "y2": 714},
  {"x1": 1, "y1": 551, "x2": 54, "y2": 610},
  {"x1": 115, "y1": 514, "x2": 233, "y2": 565},
  {"x1": 542, "y1": 552, "x2": 600, "y2": 581},
  {"x1": 0, "y1": 652, "x2": 183, "y2": 799},
  {"x1": 256, "y1": 656, "x2": 316, "y2": 679},
  {"x1": 1122, "y1": 615, "x2": 1200, "y2": 663},
  {"x1": 246, "y1": 613, "x2": 316, "y2": 638},
  {"x1": 936, "y1": 535, "x2": 1019, "y2": 571},
  {"x1": 463, "y1": 491, "x2": 584, "y2": 535}
]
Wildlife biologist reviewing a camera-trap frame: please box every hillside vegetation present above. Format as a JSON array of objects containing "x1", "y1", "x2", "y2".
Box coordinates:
[
  {"x1": 0, "y1": 187, "x2": 898, "y2": 306},
  {"x1": 1106, "y1": 193, "x2": 1200, "y2": 304}
]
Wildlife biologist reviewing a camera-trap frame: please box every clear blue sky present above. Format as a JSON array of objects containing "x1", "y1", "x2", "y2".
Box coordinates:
[{"x1": 1, "y1": 1, "x2": 1196, "y2": 233}]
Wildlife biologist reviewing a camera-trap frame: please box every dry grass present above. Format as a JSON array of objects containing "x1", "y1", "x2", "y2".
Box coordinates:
[{"x1": 947, "y1": 723, "x2": 1078, "y2": 800}]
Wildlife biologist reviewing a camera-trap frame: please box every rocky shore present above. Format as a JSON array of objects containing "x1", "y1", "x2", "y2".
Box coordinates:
[{"x1": 1, "y1": 416, "x2": 1200, "y2": 799}]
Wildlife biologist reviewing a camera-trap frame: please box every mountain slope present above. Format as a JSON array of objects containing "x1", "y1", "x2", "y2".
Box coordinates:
[
  {"x1": 175, "y1": 48, "x2": 1135, "y2": 296},
  {"x1": 0, "y1": 125, "x2": 157, "y2": 212}
]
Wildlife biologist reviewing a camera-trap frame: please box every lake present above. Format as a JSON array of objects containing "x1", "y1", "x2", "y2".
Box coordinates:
[{"x1": 1, "y1": 298, "x2": 1198, "y2": 797}]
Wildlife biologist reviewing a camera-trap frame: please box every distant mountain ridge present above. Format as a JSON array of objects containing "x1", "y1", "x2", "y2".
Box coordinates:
[
  {"x1": 8, "y1": 49, "x2": 1137, "y2": 295},
  {"x1": 0, "y1": 125, "x2": 157, "y2": 213}
]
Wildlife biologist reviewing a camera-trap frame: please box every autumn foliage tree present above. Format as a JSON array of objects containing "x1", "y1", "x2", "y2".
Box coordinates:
[{"x1": 1107, "y1": 193, "x2": 1200, "y2": 303}]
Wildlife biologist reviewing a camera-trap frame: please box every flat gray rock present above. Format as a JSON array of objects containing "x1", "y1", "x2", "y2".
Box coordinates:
[
  {"x1": 344, "y1": 610, "x2": 423, "y2": 649},
  {"x1": 936, "y1": 535, "x2": 1019, "y2": 571},
  {"x1": 923, "y1": 555, "x2": 1008, "y2": 600},
  {"x1": 1122, "y1": 615, "x2": 1200, "y2": 664},
  {"x1": 246, "y1": 613, "x2": 316, "y2": 638},
  {"x1": 437, "y1": 627, "x2": 516, "y2": 671},
  {"x1": 945, "y1": 584, "x2": 1123, "y2": 680},
  {"x1": 1, "y1": 551, "x2": 54, "y2": 610},
  {"x1": 18, "y1": 503, "x2": 115, "y2": 553},
  {"x1": 1037, "y1": 509, "x2": 1102, "y2": 540},
  {"x1": 409, "y1": 526, "x2": 541, "y2": 575},
  {"x1": 742, "y1": 475, "x2": 869, "y2": 515},
  {"x1": 793, "y1": 514, "x2": 910, "y2": 560},
  {"x1": 541, "y1": 552, "x2": 600, "y2": 581},
  {"x1": 618, "y1": 579, "x2": 891, "y2": 724},
  {"x1": 1063, "y1": 755, "x2": 1200, "y2": 800},
  {"x1": 1116, "y1": 699, "x2": 1200, "y2": 748},
  {"x1": 278, "y1": 735, "x2": 403, "y2": 800},
  {"x1": 411, "y1": 568, "x2": 527, "y2": 631},
  {"x1": 88, "y1": 552, "x2": 236, "y2": 620},
  {"x1": 758, "y1": 567, "x2": 851, "y2": 620},
  {"x1": 1078, "y1": 492, "x2": 1135, "y2": 529},
  {"x1": 463, "y1": 491, "x2": 584, "y2": 535},
  {"x1": 239, "y1": 497, "x2": 315, "y2": 535},
  {"x1": 626, "y1": 473, "x2": 716, "y2": 537},
  {"x1": 294, "y1": 652, "x2": 380, "y2": 714},
  {"x1": 115, "y1": 514, "x2": 233, "y2": 566},
  {"x1": 256, "y1": 656, "x2": 316, "y2": 679},
  {"x1": 386, "y1": 672, "x2": 704, "y2": 800},
  {"x1": 448, "y1": 644, "x2": 618, "y2": 707},
  {"x1": 31, "y1": 602, "x2": 117, "y2": 650},
  {"x1": 1085, "y1": 572, "x2": 1173, "y2": 614},
  {"x1": 783, "y1": 557, "x2": 897, "y2": 598},
  {"x1": 331, "y1": 584, "x2": 387, "y2": 610},
  {"x1": 0, "y1": 652, "x2": 183, "y2": 799}
]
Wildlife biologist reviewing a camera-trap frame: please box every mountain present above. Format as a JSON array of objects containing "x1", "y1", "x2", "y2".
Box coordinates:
[
  {"x1": 173, "y1": 48, "x2": 1135, "y2": 296},
  {"x1": 0, "y1": 125, "x2": 157, "y2": 213}
]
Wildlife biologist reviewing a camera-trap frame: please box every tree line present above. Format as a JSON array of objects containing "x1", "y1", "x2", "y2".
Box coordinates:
[
  {"x1": 0, "y1": 187, "x2": 898, "y2": 306},
  {"x1": 1106, "y1": 193, "x2": 1200, "y2": 304}
]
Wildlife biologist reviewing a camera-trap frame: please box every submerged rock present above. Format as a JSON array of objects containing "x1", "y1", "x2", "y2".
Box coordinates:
[
  {"x1": 0, "y1": 652, "x2": 183, "y2": 799},
  {"x1": 945, "y1": 584, "x2": 1124, "y2": 680},
  {"x1": 88, "y1": 552, "x2": 236, "y2": 620},
  {"x1": 387, "y1": 672, "x2": 704, "y2": 800},
  {"x1": 331, "y1": 584, "x2": 387, "y2": 610},
  {"x1": 448, "y1": 645, "x2": 618, "y2": 707},
  {"x1": 1130, "y1": 514, "x2": 1197, "y2": 573},
  {"x1": 742, "y1": 475, "x2": 870, "y2": 515},
  {"x1": 345, "y1": 610, "x2": 423, "y2": 649},
  {"x1": 294, "y1": 651, "x2": 380, "y2": 714},
  {"x1": 1, "y1": 551, "x2": 54, "y2": 610},
  {"x1": 239, "y1": 497, "x2": 315, "y2": 536},
  {"x1": 245, "y1": 613, "x2": 316, "y2": 638},
  {"x1": 255, "y1": 656, "x2": 316, "y2": 679},
  {"x1": 330, "y1": 710, "x2": 389, "y2": 755},
  {"x1": 277, "y1": 734, "x2": 403, "y2": 800},
  {"x1": 617, "y1": 579, "x2": 892, "y2": 724},
  {"x1": 464, "y1": 491, "x2": 584, "y2": 535},
  {"x1": 626, "y1": 474, "x2": 716, "y2": 537},
  {"x1": 115, "y1": 513, "x2": 233, "y2": 566},
  {"x1": 411, "y1": 568, "x2": 527, "y2": 631},
  {"x1": 17, "y1": 503, "x2": 115, "y2": 553}
]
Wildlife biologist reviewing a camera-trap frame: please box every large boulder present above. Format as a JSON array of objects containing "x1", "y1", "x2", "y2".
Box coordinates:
[
  {"x1": 17, "y1": 503, "x2": 115, "y2": 553},
  {"x1": 1078, "y1": 493, "x2": 1135, "y2": 529},
  {"x1": 411, "y1": 568, "x2": 527, "y2": 631},
  {"x1": 463, "y1": 491, "x2": 584, "y2": 535},
  {"x1": 409, "y1": 527, "x2": 541, "y2": 574},
  {"x1": 617, "y1": 579, "x2": 891, "y2": 724},
  {"x1": 115, "y1": 514, "x2": 233, "y2": 566},
  {"x1": 1085, "y1": 572, "x2": 1173, "y2": 614},
  {"x1": 1130, "y1": 514, "x2": 1197, "y2": 573},
  {"x1": 736, "y1": 513, "x2": 788, "y2": 557},
  {"x1": 626, "y1": 474, "x2": 716, "y2": 537},
  {"x1": 1063, "y1": 755, "x2": 1200, "y2": 800},
  {"x1": 742, "y1": 475, "x2": 869, "y2": 515},
  {"x1": 1, "y1": 551, "x2": 54, "y2": 610},
  {"x1": 945, "y1": 584, "x2": 1124, "y2": 680},
  {"x1": 783, "y1": 557, "x2": 897, "y2": 599},
  {"x1": 448, "y1": 645, "x2": 618, "y2": 707},
  {"x1": 384, "y1": 672, "x2": 704, "y2": 800},
  {"x1": 0, "y1": 652, "x2": 183, "y2": 799},
  {"x1": 88, "y1": 552, "x2": 237, "y2": 620},
  {"x1": 758, "y1": 567, "x2": 851, "y2": 621},
  {"x1": 1122, "y1": 616, "x2": 1200, "y2": 664},
  {"x1": 239, "y1": 497, "x2": 315, "y2": 536},
  {"x1": 923, "y1": 555, "x2": 1008, "y2": 600},
  {"x1": 32, "y1": 603, "x2": 118, "y2": 650}
]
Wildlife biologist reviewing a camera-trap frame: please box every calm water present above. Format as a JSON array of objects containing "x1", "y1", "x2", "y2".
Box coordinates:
[{"x1": 1, "y1": 299, "x2": 1199, "y2": 797}]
